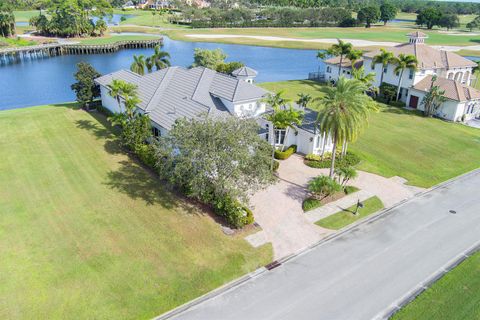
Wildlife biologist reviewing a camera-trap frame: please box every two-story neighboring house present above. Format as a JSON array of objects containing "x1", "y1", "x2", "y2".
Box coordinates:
[
  {"x1": 324, "y1": 32, "x2": 480, "y2": 122},
  {"x1": 95, "y1": 66, "x2": 334, "y2": 156}
]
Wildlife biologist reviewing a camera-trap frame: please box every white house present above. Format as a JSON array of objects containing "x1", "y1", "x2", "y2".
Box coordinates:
[
  {"x1": 95, "y1": 66, "x2": 333, "y2": 156},
  {"x1": 324, "y1": 32, "x2": 480, "y2": 121}
]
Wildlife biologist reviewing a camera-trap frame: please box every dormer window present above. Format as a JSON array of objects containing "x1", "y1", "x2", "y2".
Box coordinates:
[{"x1": 409, "y1": 69, "x2": 414, "y2": 79}]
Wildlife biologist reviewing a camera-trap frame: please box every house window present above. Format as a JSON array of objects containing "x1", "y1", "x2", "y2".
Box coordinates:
[
  {"x1": 326, "y1": 66, "x2": 331, "y2": 73},
  {"x1": 408, "y1": 69, "x2": 414, "y2": 79},
  {"x1": 405, "y1": 89, "x2": 409, "y2": 97},
  {"x1": 371, "y1": 63, "x2": 375, "y2": 70},
  {"x1": 314, "y1": 135, "x2": 321, "y2": 149},
  {"x1": 396, "y1": 71, "x2": 400, "y2": 77},
  {"x1": 152, "y1": 127, "x2": 161, "y2": 138},
  {"x1": 383, "y1": 67, "x2": 387, "y2": 74},
  {"x1": 265, "y1": 124, "x2": 269, "y2": 142},
  {"x1": 275, "y1": 129, "x2": 286, "y2": 145}
]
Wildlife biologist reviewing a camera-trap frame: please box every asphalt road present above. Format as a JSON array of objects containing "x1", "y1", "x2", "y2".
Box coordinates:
[{"x1": 165, "y1": 170, "x2": 480, "y2": 320}]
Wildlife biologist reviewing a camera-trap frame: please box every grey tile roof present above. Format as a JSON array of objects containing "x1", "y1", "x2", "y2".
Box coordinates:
[
  {"x1": 232, "y1": 66, "x2": 258, "y2": 77},
  {"x1": 95, "y1": 66, "x2": 268, "y2": 129},
  {"x1": 298, "y1": 108, "x2": 319, "y2": 134}
]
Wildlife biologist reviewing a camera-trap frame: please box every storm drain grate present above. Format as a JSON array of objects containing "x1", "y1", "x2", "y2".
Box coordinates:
[{"x1": 265, "y1": 261, "x2": 281, "y2": 270}]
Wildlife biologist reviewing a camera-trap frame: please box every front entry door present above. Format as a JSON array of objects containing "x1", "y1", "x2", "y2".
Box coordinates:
[{"x1": 409, "y1": 95, "x2": 419, "y2": 108}]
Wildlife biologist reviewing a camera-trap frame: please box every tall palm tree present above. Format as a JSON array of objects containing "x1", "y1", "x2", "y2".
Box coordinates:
[
  {"x1": 151, "y1": 45, "x2": 171, "y2": 71},
  {"x1": 107, "y1": 79, "x2": 138, "y2": 113},
  {"x1": 372, "y1": 48, "x2": 394, "y2": 86},
  {"x1": 315, "y1": 77, "x2": 377, "y2": 177},
  {"x1": 130, "y1": 54, "x2": 146, "y2": 75},
  {"x1": 352, "y1": 66, "x2": 376, "y2": 88},
  {"x1": 392, "y1": 53, "x2": 418, "y2": 101},
  {"x1": 346, "y1": 49, "x2": 363, "y2": 71},
  {"x1": 318, "y1": 39, "x2": 353, "y2": 77}
]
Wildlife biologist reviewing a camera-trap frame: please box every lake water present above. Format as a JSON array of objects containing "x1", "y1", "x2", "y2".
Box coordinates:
[{"x1": 0, "y1": 36, "x2": 322, "y2": 110}]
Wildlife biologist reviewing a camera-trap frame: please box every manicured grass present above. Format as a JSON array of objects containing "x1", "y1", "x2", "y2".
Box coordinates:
[
  {"x1": 0, "y1": 104, "x2": 272, "y2": 319},
  {"x1": 260, "y1": 80, "x2": 325, "y2": 102},
  {"x1": 115, "y1": 9, "x2": 188, "y2": 29},
  {"x1": 303, "y1": 198, "x2": 322, "y2": 212},
  {"x1": 392, "y1": 251, "x2": 480, "y2": 320},
  {"x1": 315, "y1": 196, "x2": 384, "y2": 230},
  {"x1": 164, "y1": 26, "x2": 480, "y2": 51},
  {"x1": 13, "y1": 10, "x2": 40, "y2": 22},
  {"x1": 79, "y1": 34, "x2": 160, "y2": 45},
  {"x1": 259, "y1": 81, "x2": 480, "y2": 187},
  {"x1": 0, "y1": 36, "x2": 37, "y2": 47}
]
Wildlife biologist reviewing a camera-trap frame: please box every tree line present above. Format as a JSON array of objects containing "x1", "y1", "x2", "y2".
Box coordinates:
[{"x1": 0, "y1": 3, "x2": 15, "y2": 37}]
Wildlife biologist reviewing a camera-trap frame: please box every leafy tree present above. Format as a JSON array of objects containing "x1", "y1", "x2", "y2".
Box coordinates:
[
  {"x1": 318, "y1": 39, "x2": 353, "y2": 78},
  {"x1": 352, "y1": 66, "x2": 376, "y2": 89},
  {"x1": 372, "y1": 48, "x2": 394, "y2": 85},
  {"x1": 191, "y1": 48, "x2": 227, "y2": 69},
  {"x1": 422, "y1": 75, "x2": 447, "y2": 117},
  {"x1": 438, "y1": 14, "x2": 459, "y2": 30},
  {"x1": 216, "y1": 61, "x2": 245, "y2": 74},
  {"x1": 130, "y1": 54, "x2": 146, "y2": 75},
  {"x1": 315, "y1": 77, "x2": 376, "y2": 177},
  {"x1": 264, "y1": 91, "x2": 304, "y2": 168},
  {"x1": 151, "y1": 45, "x2": 171, "y2": 70},
  {"x1": 379, "y1": 2, "x2": 397, "y2": 25},
  {"x1": 70, "y1": 62, "x2": 101, "y2": 110},
  {"x1": 95, "y1": 19, "x2": 107, "y2": 36},
  {"x1": 392, "y1": 53, "x2": 418, "y2": 101},
  {"x1": 466, "y1": 21, "x2": 477, "y2": 32},
  {"x1": 154, "y1": 115, "x2": 274, "y2": 210},
  {"x1": 357, "y1": 6, "x2": 380, "y2": 28},
  {"x1": 416, "y1": 7, "x2": 442, "y2": 30},
  {"x1": 308, "y1": 175, "x2": 341, "y2": 199},
  {"x1": 0, "y1": 3, "x2": 15, "y2": 37}
]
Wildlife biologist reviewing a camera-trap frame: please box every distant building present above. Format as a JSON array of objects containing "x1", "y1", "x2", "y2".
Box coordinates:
[{"x1": 324, "y1": 32, "x2": 480, "y2": 122}]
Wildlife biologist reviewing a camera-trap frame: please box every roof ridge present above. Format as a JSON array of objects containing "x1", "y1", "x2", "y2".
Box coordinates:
[
  {"x1": 191, "y1": 67, "x2": 208, "y2": 101},
  {"x1": 232, "y1": 78, "x2": 241, "y2": 101},
  {"x1": 144, "y1": 68, "x2": 176, "y2": 112}
]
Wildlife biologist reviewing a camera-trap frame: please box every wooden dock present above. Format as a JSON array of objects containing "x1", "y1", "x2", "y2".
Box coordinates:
[{"x1": 0, "y1": 38, "x2": 163, "y2": 64}]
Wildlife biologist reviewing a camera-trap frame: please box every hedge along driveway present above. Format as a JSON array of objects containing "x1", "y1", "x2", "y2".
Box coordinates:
[{"x1": 0, "y1": 104, "x2": 272, "y2": 320}]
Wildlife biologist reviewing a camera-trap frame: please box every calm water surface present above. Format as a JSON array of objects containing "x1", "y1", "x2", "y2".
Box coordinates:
[{"x1": 0, "y1": 36, "x2": 322, "y2": 110}]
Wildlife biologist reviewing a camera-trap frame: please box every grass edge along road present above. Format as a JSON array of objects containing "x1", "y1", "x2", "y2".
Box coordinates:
[
  {"x1": 0, "y1": 103, "x2": 272, "y2": 319},
  {"x1": 259, "y1": 80, "x2": 480, "y2": 188},
  {"x1": 315, "y1": 196, "x2": 384, "y2": 230},
  {"x1": 392, "y1": 250, "x2": 480, "y2": 320}
]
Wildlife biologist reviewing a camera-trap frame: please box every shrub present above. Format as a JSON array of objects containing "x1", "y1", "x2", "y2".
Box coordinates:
[
  {"x1": 308, "y1": 175, "x2": 342, "y2": 199},
  {"x1": 302, "y1": 197, "x2": 322, "y2": 211},
  {"x1": 305, "y1": 153, "x2": 321, "y2": 161},
  {"x1": 213, "y1": 195, "x2": 253, "y2": 228},
  {"x1": 338, "y1": 17, "x2": 357, "y2": 27},
  {"x1": 274, "y1": 145, "x2": 297, "y2": 160},
  {"x1": 389, "y1": 100, "x2": 406, "y2": 108},
  {"x1": 273, "y1": 159, "x2": 280, "y2": 171},
  {"x1": 135, "y1": 143, "x2": 156, "y2": 169},
  {"x1": 305, "y1": 151, "x2": 360, "y2": 169},
  {"x1": 379, "y1": 83, "x2": 397, "y2": 103}
]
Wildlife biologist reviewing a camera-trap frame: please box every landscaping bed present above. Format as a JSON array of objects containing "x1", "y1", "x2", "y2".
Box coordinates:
[
  {"x1": 303, "y1": 186, "x2": 359, "y2": 212},
  {"x1": 315, "y1": 196, "x2": 384, "y2": 230}
]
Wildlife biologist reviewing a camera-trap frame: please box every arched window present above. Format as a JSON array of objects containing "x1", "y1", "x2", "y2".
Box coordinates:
[
  {"x1": 447, "y1": 73, "x2": 454, "y2": 80},
  {"x1": 454, "y1": 72, "x2": 463, "y2": 82}
]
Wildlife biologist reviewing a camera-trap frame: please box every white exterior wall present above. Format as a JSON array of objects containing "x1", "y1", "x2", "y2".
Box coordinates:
[
  {"x1": 406, "y1": 89, "x2": 478, "y2": 122},
  {"x1": 324, "y1": 63, "x2": 353, "y2": 82},
  {"x1": 220, "y1": 98, "x2": 266, "y2": 118},
  {"x1": 100, "y1": 86, "x2": 124, "y2": 114}
]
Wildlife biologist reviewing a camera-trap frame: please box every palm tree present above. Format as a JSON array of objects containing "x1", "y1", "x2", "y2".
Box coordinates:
[
  {"x1": 372, "y1": 48, "x2": 394, "y2": 86},
  {"x1": 107, "y1": 79, "x2": 138, "y2": 113},
  {"x1": 296, "y1": 93, "x2": 312, "y2": 109},
  {"x1": 145, "y1": 56, "x2": 154, "y2": 73},
  {"x1": 151, "y1": 45, "x2": 171, "y2": 70},
  {"x1": 130, "y1": 55, "x2": 146, "y2": 75},
  {"x1": 315, "y1": 77, "x2": 377, "y2": 177},
  {"x1": 318, "y1": 39, "x2": 353, "y2": 77},
  {"x1": 264, "y1": 91, "x2": 303, "y2": 170},
  {"x1": 346, "y1": 49, "x2": 363, "y2": 71},
  {"x1": 392, "y1": 53, "x2": 418, "y2": 101}
]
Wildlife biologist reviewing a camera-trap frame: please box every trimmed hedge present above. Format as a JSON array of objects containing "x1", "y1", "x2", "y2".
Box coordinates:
[
  {"x1": 274, "y1": 145, "x2": 297, "y2": 160},
  {"x1": 305, "y1": 151, "x2": 361, "y2": 169},
  {"x1": 273, "y1": 160, "x2": 280, "y2": 171}
]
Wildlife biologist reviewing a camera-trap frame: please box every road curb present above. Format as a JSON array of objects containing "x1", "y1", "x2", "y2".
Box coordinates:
[{"x1": 154, "y1": 168, "x2": 480, "y2": 319}]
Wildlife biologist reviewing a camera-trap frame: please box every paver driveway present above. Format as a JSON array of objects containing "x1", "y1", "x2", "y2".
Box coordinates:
[{"x1": 249, "y1": 155, "x2": 423, "y2": 259}]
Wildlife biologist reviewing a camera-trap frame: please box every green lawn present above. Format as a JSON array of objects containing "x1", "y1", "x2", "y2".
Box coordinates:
[
  {"x1": 259, "y1": 80, "x2": 480, "y2": 187},
  {"x1": 115, "y1": 9, "x2": 187, "y2": 29},
  {"x1": 260, "y1": 80, "x2": 325, "y2": 102},
  {"x1": 13, "y1": 10, "x2": 40, "y2": 22},
  {"x1": 0, "y1": 104, "x2": 272, "y2": 319},
  {"x1": 392, "y1": 251, "x2": 480, "y2": 320},
  {"x1": 79, "y1": 34, "x2": 160, "y2": 45},
  {"x1": 315, "y1": 196, "x2": 384, "y2": 230},
  {"x1": 0, "y1": 36, "x2": 37, "y2": 47}
]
